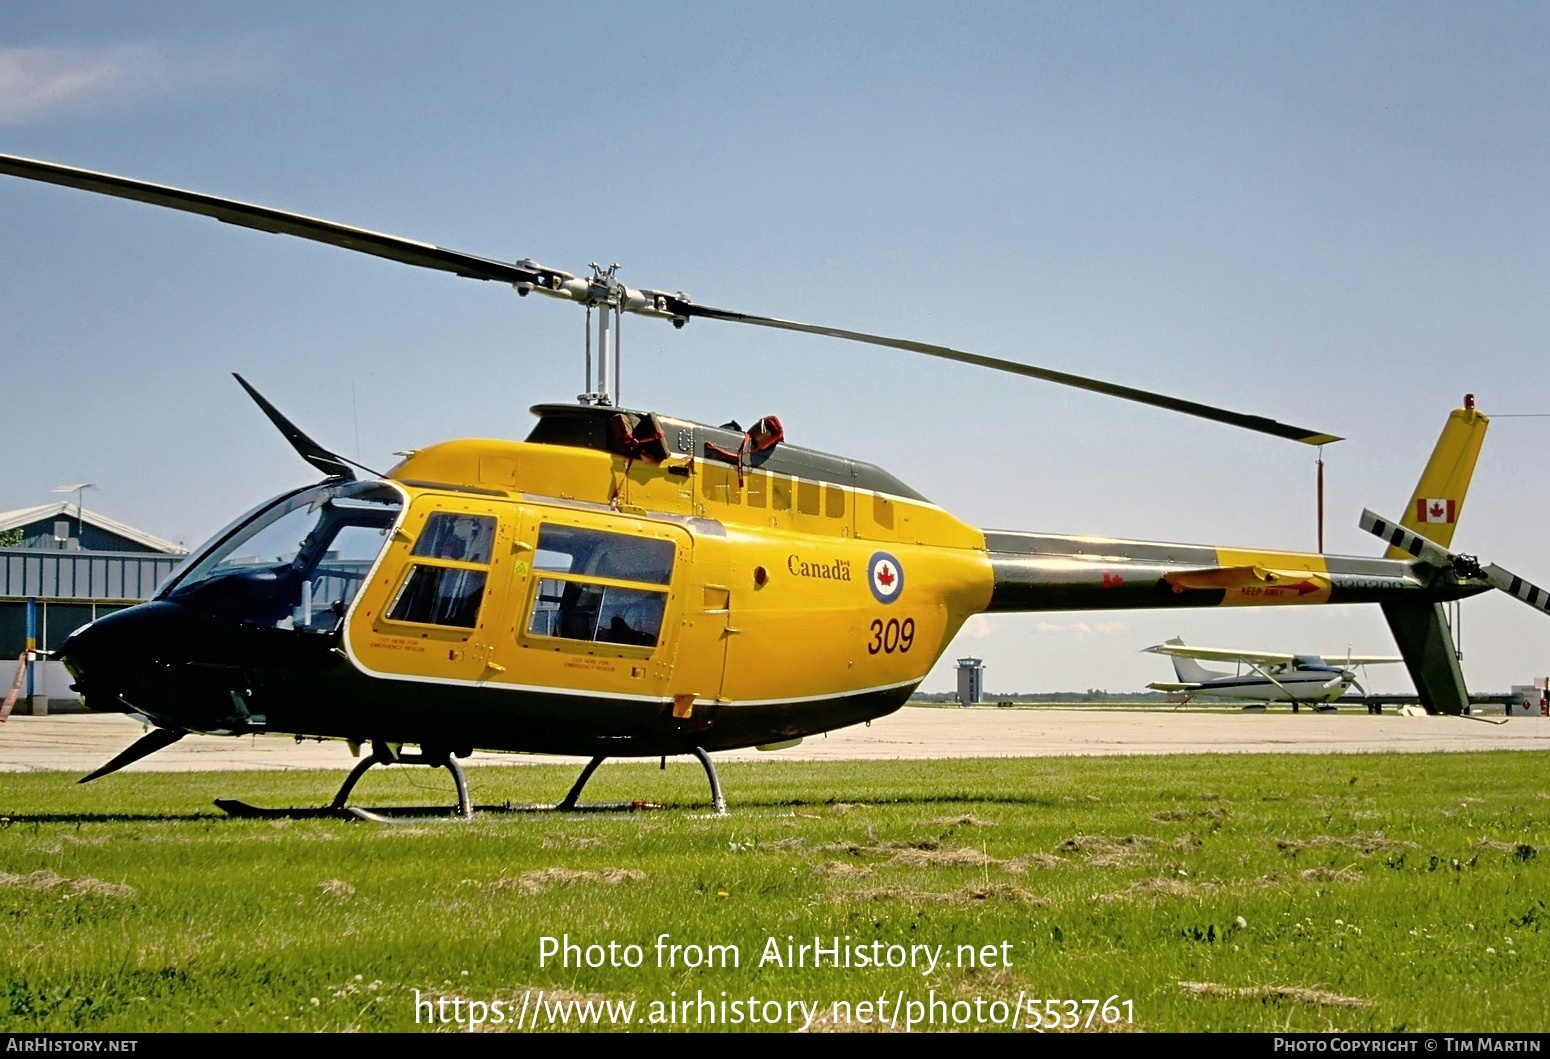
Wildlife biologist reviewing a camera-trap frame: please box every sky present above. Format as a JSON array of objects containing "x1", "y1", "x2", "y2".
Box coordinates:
[{"x1": 2, "y1": 2, "x2": 1547, "y2": 696}]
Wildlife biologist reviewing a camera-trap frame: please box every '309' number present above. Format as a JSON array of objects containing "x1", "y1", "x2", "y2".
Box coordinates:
[{"x1": 868, "y1": 617, "x2": 915, "y2": 655}]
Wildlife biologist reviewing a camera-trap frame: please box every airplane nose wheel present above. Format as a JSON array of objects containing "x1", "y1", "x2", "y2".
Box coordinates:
[{"x1": 557, "y1": 746, "x2": 727, "y2": 815}]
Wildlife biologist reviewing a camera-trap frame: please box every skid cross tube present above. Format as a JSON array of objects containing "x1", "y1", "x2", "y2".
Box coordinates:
[
  {"x1": 557, "y1": 748, "x2": 727, "y2": 814},
  {"x1": 329, "y1": 740, "x2": 472, "y2": 820}
]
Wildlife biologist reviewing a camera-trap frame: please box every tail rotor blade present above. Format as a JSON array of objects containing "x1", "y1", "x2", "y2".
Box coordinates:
[
  {"x1": 1362, "y1": 509, "x2": 1550, "y2": 619},
  {"x1": 1359, "y1": 510, "x2": 1459, "y2": 568},
  {"x1": 1483, "y1": 564, "x2": 1550, "y2": 614}
]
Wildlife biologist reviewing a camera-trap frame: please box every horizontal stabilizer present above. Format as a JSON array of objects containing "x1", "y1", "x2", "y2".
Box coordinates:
[{"x1": 1162, "y1": 566, "x2": 1331, "y2": 601}]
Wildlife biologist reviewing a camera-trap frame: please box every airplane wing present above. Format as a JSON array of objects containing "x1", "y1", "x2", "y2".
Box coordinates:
[
  {"x1": 1142, "y1": 643, "x2": 1296, "y2": 665},
  {"x1": 1339, "y1": 655, "x2": 1405, "y2": 666}
]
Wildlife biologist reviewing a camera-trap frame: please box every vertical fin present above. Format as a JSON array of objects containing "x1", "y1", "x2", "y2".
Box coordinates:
[
  {"x1": 1374, "y1": 399, "x2": 1488, "y2": 712},
  {"x1": 1379, "y1": 601, "x2": 1469, "y2": 715},
  {"x1": 1385, "y1": 397, "x2": 1488, "y2": 558},
  {"x1": 1160, "y1": 638, "x2": 1227, "y2": 683}
]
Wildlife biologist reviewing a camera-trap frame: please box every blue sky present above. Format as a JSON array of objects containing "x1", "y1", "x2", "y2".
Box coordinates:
[{"x1": 3, "y1": 2, "x2": 1547, "y2": 695}]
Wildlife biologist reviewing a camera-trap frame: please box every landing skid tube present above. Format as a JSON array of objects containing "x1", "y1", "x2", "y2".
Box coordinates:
[
  {"x1": 556, "y1": 747, "x2": 727, "y2": 815},
  {"x1": 214, "y1": 743, "x2": 730, "y2": 820},
  {"x1": 216, "y1": 740, "x2": 472, "y2": 823}
]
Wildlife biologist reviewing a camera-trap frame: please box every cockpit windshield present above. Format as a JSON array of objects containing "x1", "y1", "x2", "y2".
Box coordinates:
[{"x1": 164, "y1": 482, "x2": 404, "y2": 632}]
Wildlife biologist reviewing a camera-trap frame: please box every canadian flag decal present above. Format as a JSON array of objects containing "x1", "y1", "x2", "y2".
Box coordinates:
[{"x1": 1416, "y1": 498, "x2": 1456, "y2": 524}]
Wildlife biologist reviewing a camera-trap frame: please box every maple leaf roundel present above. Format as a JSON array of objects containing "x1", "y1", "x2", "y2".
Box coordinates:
[{"x1": 868, "y1": 551, "x2": 904, "y2": 605}]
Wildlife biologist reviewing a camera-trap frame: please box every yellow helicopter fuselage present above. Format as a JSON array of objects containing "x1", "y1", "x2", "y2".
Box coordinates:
[{"x1": 342, "y1": 406, "x2": 993, "y2": 753}]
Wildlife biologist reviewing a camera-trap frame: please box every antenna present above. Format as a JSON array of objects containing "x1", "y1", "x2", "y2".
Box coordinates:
[{"x1": 51, "y1": 482, "x2": 94, "y2": 540}]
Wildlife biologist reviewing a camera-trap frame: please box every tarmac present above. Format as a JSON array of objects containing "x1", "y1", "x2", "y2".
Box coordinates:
[{"x1": 2, "y1": 707, "x2": 1547, "y2": 775}]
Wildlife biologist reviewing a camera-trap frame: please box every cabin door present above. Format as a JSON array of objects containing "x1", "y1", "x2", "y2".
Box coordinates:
[
  {"x1": 347, "y1": 497, "x2": 514, "y2": 685},
  {"x1": 509, "y1": 512, "x2": 689, "y2": 701}
]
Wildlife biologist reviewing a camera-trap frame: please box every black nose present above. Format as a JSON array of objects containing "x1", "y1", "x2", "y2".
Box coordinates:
[
  {"x1": 56, "y1": 605, "x2": 146, "y2": 712},
  {"x1": 56, "y1": 602, "x2": 197, "y2": 714},
  {"x1": 52, "y1": 600, "x2": 278, "y2": 734}
]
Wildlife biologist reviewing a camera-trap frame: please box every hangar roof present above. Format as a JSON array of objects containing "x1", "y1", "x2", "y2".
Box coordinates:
[{"x1": 0, "y1": 503, "x2": 186, "y2": 555}]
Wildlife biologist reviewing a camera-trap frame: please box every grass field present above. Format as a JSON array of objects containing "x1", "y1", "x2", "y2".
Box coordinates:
[{"x1": 2, "y1": 752, "x2": 1546, "y2": 1033}]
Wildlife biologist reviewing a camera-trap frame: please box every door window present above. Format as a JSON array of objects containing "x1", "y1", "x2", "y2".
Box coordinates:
[
  {"x1": 387, "y1": 513, "x2": 497, "y2": 630},
  {"x1": 525, "y1": 524, "x2": 674, "y2": 648}
]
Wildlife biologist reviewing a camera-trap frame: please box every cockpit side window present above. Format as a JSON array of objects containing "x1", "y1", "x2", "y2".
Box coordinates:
[
  {"x1": 526, "y1": 524, "x2": 675, "y2": 649},
  {"x1": 386, "y1": 513, "x2": 497, "y2": 630},
  {"x1": 165, "y1": 483, "x2": 402, "y2": 632}
]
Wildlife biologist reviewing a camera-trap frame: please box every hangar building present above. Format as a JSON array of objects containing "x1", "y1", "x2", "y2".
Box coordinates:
[{"x1": 1, "y1": 502, "x2": 187, "y2": 712}]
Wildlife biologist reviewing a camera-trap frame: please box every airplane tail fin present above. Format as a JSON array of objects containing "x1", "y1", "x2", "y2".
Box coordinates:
[
  {"x1": 1384, "y1": 395, "x2": 1489, "y2": 559},
  {"x1": 1158, "y1": 638, "x2": 1227, "y2": 683}
]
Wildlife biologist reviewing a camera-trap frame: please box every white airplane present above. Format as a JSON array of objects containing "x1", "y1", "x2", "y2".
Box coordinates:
[{"x1": 1144, "y1": 638, "x2": 1404, "y2": 711}]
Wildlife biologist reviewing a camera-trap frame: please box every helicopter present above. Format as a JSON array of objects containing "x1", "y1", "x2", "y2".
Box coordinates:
[{"x1": 4, "y1": 152, "x2": 1549, "y2": 819}]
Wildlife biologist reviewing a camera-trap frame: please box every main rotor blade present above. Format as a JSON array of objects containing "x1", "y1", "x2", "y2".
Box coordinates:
[
  {"x1": 0, "y1": 152, "x2": 1341, "y2": 444},
  {"x1": 0, "y1": 153, "x2": 558, "y2": 288},
  {"x1": 233, "y1": 373, "x2": 355, "y2": 481},
  {"x1": 677, "y1": 304, "x2": 1342, "y2": 446}
]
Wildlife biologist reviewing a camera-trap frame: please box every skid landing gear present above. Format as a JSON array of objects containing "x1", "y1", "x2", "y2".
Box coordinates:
[
  {"x1": 557, "y1": 746, "x2": 727, "y2": 815},
  {"x1": 215, "y1": 743, "x2": 730, "y2": 820},
  {"x1": 216, "y1": 740, "x2": 472, "y2": 822}
]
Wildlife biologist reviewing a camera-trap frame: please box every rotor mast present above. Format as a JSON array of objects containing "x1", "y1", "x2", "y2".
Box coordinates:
[
  {"x1": 513, "y1": 259, "x2": 686, "y2": 407},
  {"x1": 580, "y1": 263, "x2": 620, "y2": 406},
  {"x1": 595, "y1": 287, "x2": 611, "y2": 405}
]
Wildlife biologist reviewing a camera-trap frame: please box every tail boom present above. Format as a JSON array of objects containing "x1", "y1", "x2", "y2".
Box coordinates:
[{"x1": 983, "y1": 530, "x2": 1490, "y2": 614}]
